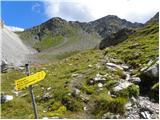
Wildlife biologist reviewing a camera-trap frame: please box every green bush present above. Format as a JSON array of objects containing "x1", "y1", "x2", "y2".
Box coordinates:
[
  {"x1": 47, "y1": 106, "x2": 67, "y2": 117},
  {"x1": 93, "y1": 92, "x2": 127, "y2": 117},
  {"x1": 116, "y1": 84, "x2": 139, "y2": 98},
  {"x1": 151, "y1": 82, "x2": 159, "y2": 101},
  {"x1": 62, "y1": 95, "x2": 82, "y2": 112}
]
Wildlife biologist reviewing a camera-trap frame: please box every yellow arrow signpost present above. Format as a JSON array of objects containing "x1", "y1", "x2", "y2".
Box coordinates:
[
  {"x1": 15, "y1": 64, "x2": 46, "y2": 119},
  {"x1": 15, "y1": 71, "x2": 46, "y2": 91}
]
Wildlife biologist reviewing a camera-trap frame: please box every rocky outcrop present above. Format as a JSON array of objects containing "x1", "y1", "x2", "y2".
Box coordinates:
[
  {"x1": 125, "y1": 96, "x2": 159, "y2": 119},
  {"x1": 99, "y1": 28, "x2": 135, "y2": 49},
  {"x1": 139, "y1": 57, "x2": 159, "y2": 101}
]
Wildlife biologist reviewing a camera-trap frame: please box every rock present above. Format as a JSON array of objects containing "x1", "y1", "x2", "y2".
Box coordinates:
[
  {"x1": 42, "y1": 117, "x2": 48, "y2": 119},
  {"x1": 130, "y1": 96, "x2": 137, "y2": 103},
  {"x1": 141, "y1": 57, "x2": 159, "y2": 79},
  {"x1": 71, "y1": 73, "x2": 79, "y2": 77},
  {"x1": 72, "y1": 88, "x2": 80, "y2": 97},
  {"x1": 106, "y1": 63, "x2": 124, "y2": 70},
  {"x1": 113, "y1": 81, "x2": 132, "y2": 92},
  {"x1": 20, "y1": 93, "x2": 28, "y2": 97},
  {"x1": 102, "y1": 112, "x2": 120, "y2": 119},
  {"x1": 83, "y1": 106, "x2": 88, "y2": 111},
  {"x1": 133, "y1": 52, "x2": 141, "y2": 58},
  {"x1": 41, "y1": 92, "x2": 52, "y2": 101},
  {"x1": 1, "y1": 60, "x2": 8, "y2": 73},
  {"x1": 1, "y1": 93, "x2": 13, "y2": 103},
  {"x1": 143, "y1": 62, "x2": 159, "y2": 79},
  {"x1": 47, "y1": 87, "x2": 51, "y2": 91},
  {"x1": 93, "y1": 73, "x2": 106, "y2": 83},
  {"x1": 50, "y1": 117, "x2": 61, "y2": 119},
  {"x1": 129, "y1": 77, "x2": 141, "y2": 84},
  {"x1": 5, "y1": 95, "x2": 13, "y2": 102},
  {"x1": 98, "y1": 83, "x2": 103, "y2": 88},
  {"x1": 128, "y1": 43, "x2": 139, "y2": 49},
  {"x1": 87, "y1": 79, "x2": 94, "y2": 85},
  {"x1": 125, "y1": 102, "x2": 132, "y2": 110},
  {"x1": 140, "y1": 111, "x2": 151, "y2": 119},
  {"x1": 124, "y1": 72, "x2": 130, "y2": 81},
  {"x1": 88, "y1": 64, "x2": 93, "y2": 68},
  {"x1": 109, "y1": 58, "x2": 122, "y2": 64},
  {"x1": 121, "y1": 64, "x2": 130, "y2": 70},
  {"x1": 126, "y1": 96, "x2": 159, "y2": 119},
  {"x1": 80, "y1": 95, "x2": 89, "y2": 103}
]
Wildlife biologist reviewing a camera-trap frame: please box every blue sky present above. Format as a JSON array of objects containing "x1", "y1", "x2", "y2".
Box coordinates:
[
  {"x1": 1, "y1": 1, "x2": 47, "y2": 29},
  {"x1": 1, "y1": 0, "x2": 159, "y2": 29}
]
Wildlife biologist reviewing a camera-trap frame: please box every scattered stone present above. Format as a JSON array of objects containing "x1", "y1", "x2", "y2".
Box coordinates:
[
  {"x1": 133, "y1": 52, "x2": 141, "y2": 58},
  {"x1": 93, "y1": 73, "x2": 106, "y2": 83},
  {"x1": 109, "y1": 58, "x2": 122, "y2": 64},
  {"x1": 88, "y1": 64, "x2": 93, "y2": 68},
  {"x1": 121, "y1": 64, "x2": 130, "y2": 70},
  {"x1": 50, "y1": 117, "x2": 61, "y2": 119},
  {"x1": 20, "y1": 93, "x2": 28, "y2": 97},
  {"x1": 106, "y1": 63, "x2": 124, "y2": 70},
  {"x1": 42, "y1": 117, "x2": 48, "y2": 119},
  {"x1": 102, "y1": 112, "x2": 120, "y2": 119},
  {"x1": 125, "y1": 96, "x2": 159, "y2": 119},
  {"x1": 128, "y1": 43, "x2": 139, "y2": 49},
  {"x1": 98, "y1": 83, "x2": 103, "y2": 88},
  {"x1": 72, "y1": 88, "x2": 80, "y2": 97},
  {"x1": 113, "y1": 81, "x2": 132, "y2": 92},
  {"x1": 43, "y1": 110, "x2": 47, "y2": 113},
  {"x1": 80, "y1": 95, "x2": 89, "y2": 103},
  {"x1": 47, "y1": 87, "x2": 51, "y2": 91},
  {"x1": 83, "y1": 106, "x2": 88, "y2": 111},
  {"x1": 12, "y1": 90, "x2": 21, "y2": 96},
  {"x1": 71, "y1": 73, "x2": 79, "y2": 77},
  {"x1": 41, "y1": 92, "x2": 52, "y2": 101},
  {"x1": 124, "y1": 72, "x2": 130, "y2": 81},
  {"x1": 1, "y1": 93, "x2": 13, "y2": 103},
  {"x1": 87, "y1": 79, "x2": 94, "y2": 85},
  {"x1": 140, "y1": 111, "x2": 151, "y2": 119},
  {"x1": 129, "y1": 77, "x2": 141, "y2": 84}
]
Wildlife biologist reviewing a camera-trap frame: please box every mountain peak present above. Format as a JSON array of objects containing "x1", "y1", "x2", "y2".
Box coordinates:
[{"x1": 146, "y1": 12, "x2": 159, "y2": 24}]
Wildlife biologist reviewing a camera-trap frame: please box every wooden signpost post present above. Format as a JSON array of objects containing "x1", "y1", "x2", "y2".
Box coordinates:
[{"x1": 15, "y1": 64, "x2": 46, "y2": 119}]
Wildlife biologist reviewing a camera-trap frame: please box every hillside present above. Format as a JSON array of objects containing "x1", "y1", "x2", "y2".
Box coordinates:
[
  {"x1": 0, "y1": 27, "x2": 35, "y2": 66},
  {"x1": 1, "y1": 13, "x2": 159, "y2": 119},
  {"x1": 19, "y1": 15, "x2": 143, "y2": 62}
]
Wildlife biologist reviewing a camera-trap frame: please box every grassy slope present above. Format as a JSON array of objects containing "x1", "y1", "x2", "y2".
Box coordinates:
[
  {"x1": 1, "y1": 22, "x2": 158, "y2": 118},
  {"x1": 19, "y1": 22, "x2": 101, "y2": 62}
]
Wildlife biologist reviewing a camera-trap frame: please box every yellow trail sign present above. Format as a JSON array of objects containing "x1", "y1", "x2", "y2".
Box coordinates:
[{"x1": 15, "y1": 71, "x2": 46, "y2": 91}]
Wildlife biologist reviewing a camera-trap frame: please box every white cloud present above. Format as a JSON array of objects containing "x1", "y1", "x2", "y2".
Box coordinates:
[
  {"x1": 32, "y1": 3, "x2": 41, "y2": 13},
  {"x1": 44, "y1": 0, "x2": 159, "y2": 23},
  {"x1": 4, "y1": 25, "x2": 24, "y2": 32}
]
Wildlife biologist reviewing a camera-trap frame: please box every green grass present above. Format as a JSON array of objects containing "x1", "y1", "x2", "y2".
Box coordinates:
[
  {"x1": 33, "y1": 35, "x2": 64, "y2": 51},
  {"x1": 1, "y1": 21, "x2": 159, "y2": 119}
]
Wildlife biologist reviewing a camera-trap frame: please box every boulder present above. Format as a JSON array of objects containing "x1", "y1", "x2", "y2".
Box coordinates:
[{"x1": 141, "y1": 58, "x2": 159, "y2": 79}]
